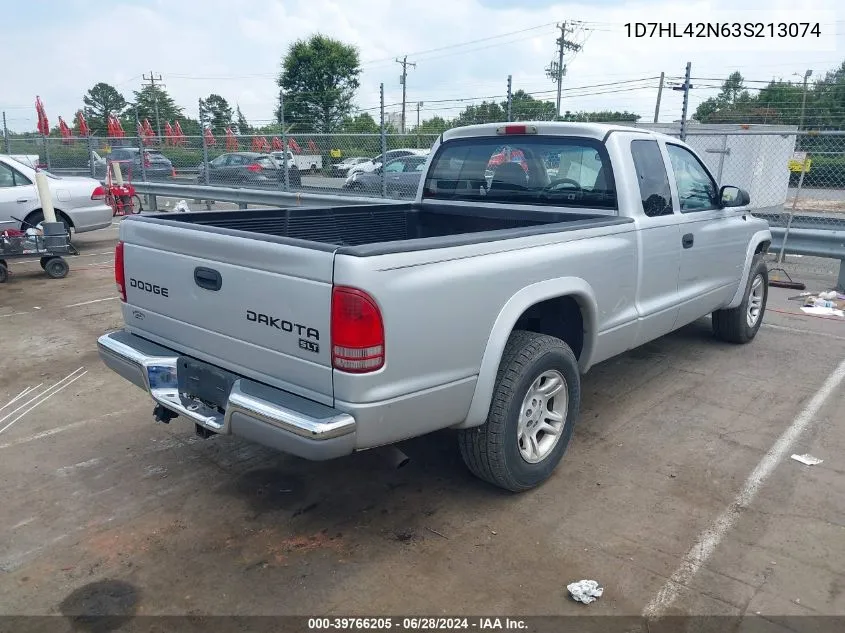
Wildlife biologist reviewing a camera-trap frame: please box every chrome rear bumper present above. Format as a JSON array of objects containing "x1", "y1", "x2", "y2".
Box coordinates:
[{"x1": 97, "y1": 330, "x2": 356, "y2": 460}]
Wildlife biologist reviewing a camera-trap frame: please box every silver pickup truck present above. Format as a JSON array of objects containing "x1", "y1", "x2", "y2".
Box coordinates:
[{"x1": 98, "y1": 122, "x2": 772, "y2": 491}]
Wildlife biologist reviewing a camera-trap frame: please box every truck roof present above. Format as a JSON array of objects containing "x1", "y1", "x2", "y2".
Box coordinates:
[{"x1": 442, "y1": 121, "x2": 666, "y2": 142}]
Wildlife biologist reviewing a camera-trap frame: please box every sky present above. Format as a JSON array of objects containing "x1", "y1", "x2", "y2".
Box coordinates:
[{"x1": 2, "y1": 0, "x2": 843, "y2": 132}]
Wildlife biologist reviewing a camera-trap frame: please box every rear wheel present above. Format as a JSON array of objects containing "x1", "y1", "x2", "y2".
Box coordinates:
[
  {"x1": 44, "y1": 257, "x2": 69, "y2": 279},
  {"x1": 458, "y1": 330, "x2": 580, "y2": 491},
  {"x1": 23, "y1": 211, "x2": 72, "y2": 241},
  {"x1": 712, "y1": 256, "x2": 768, "y2": 344},
  {"x1": 131, "y1": 194, "x2": 143, "y2": 213}
]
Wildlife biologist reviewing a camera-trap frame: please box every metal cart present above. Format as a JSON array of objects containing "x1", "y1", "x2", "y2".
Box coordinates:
[{"x1": 0, "y1": 219, "x2": 78, "y2": 283}]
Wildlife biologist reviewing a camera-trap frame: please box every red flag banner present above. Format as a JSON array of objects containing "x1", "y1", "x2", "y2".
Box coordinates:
[
  {"x1": 76, "y1": 111, "x2": 90, "y2": 137},
  {"x1": 35, "y1": 96, "x2": 49, "y2": 136}
]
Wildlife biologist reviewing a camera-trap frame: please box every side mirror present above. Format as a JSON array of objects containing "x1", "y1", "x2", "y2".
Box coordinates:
[{"x1": 719, "y1": 185, "x2": 750, "y2": 208}]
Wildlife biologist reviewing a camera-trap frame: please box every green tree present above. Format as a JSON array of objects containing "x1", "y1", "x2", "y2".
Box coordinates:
[
  {"x1": 509, "y1": 90, "x2": 557, "y2": 120},
  {"x1": 132, "y1": 85, "x2": 183, "y2": 133},
  {"x1": 234, "y1": 105, "x2": 251, "y2": 134},
  {"x1": 694, "y1": 71, "x2": 752, "y2": 122},
  {"x1": 561, "y1": 110, "x2": 641, "y2": 122},
  {"x1": 277, "y1": 34, "x2": 361, "y2": 132},
  {"x1": 340, "y1": 112, "x2": 379, "y2": 133},
  {"x1": 416, "y1": 116, "x2": 452, "y2": 134},
  {"x1": 200, "y1": 94, "x2": 233, "y2": 134},
  {"x1": 82, "y1": 82, "x2": 127, "y2": 135}
]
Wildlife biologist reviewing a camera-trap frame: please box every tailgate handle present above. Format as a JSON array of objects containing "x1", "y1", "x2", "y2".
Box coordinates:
[{"x1": 194, "y1": 267, "x2": 222, "y2": 291}]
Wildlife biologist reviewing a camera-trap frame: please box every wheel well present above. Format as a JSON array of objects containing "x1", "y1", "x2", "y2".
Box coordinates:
[
  {"x1": 755, "y1": 240, "x2": 770, "y2": 254},
  {"x1": 24, "y1": 208, "x2": 74, "y2": 228},
  {"x1": 513, "y1": 296, "x2": 584, "y2": 360}
]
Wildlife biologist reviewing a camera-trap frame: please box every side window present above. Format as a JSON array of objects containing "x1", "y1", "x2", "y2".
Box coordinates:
[
  {"x1": 384, "y1": 160, "x2": 405, "y2": 173},
  {"x1": 210, "y1": 155, "x2": 226, "y2": 167},
  {"x1": 228, "y1": 155, "x2": 246, "y2": 166},
  {"x1": 631, "y1": 140, "x2": 673, "y2": 217},
  {"x1": 667, "y1": 144, "x2": 718, "y2": 212},
  {"x1": 0, "y1": 163, "x2": 32, "y2": 187},
  {"x1": 0, "y1": 163, "x2": 16, "y2": 187}
]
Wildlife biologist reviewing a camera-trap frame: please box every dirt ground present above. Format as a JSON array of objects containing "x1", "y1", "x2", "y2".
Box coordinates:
[{"x1": 1, "y1": 223, "x2": 844, "y2": 631}]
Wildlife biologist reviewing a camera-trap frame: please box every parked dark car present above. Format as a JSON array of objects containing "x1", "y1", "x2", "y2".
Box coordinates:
[
  {"x1": 342, "y1": 155, "x2": 427, "y2": 198},
  {"x1": 94, "y1": 147, "x2": 174, "y2": 182},
  {"x1": 197, "y1": 152, "x2": 301, "y2": 187}
]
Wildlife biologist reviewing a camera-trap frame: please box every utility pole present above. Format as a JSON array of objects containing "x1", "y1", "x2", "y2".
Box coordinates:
[
  {"x1": 653, "y1": 72, "x2": 665, "y2": 123},
  {"x1": 2, "y1": 111, "x2": 9, "y2": 154},
  {"x1": 672, "y1": 62, "x2": 693, "y2": 141},
  {"x1": 142, "y1": 71, "x2": 164, "y2": 138},
  {"x1": 799, "y1": 69, "x2": 813, "y2": 130},
  {"x1": 545, "y1": 22, "x2": 583, "y2": 117},
  {"x1": 507, "y1": 75, "x2": 513, "y2": 120},
  {"x1": 396, "y1": 56, "x2": 416, "y2": 134}
]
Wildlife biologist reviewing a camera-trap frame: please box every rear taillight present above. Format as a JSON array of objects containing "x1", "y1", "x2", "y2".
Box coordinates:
[
  {"x1": 115, "y1": 241, "x2": 126, "y2": 302},
  {"x1": 331, "y1": 286, "x2": 384, "y2": 373},
  {"x1": 246, "y1": 163, "x2": 262, "y2": 172},
  {"x1": 91, "y1": 185, "x2": 105, "y2": 200}
]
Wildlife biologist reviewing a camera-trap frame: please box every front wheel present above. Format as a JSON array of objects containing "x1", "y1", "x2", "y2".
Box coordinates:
[
  {"x1": 131, "y1": 194, "x2": 143, "y2": 213},
  {"x1": 44, "y1": 257, "x2": 69, "y2": 279},
  {"x1": 458, "y1": 330, "x2": 580, "y2": 492},
  {"x1": 712, "y1": 256, "x2": 768, "y2": 344}
]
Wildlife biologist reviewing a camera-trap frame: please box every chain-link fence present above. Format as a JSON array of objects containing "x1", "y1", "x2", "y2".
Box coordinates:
[{"x1": 32, "y1": 130, "x2": 441, "y2": 201}]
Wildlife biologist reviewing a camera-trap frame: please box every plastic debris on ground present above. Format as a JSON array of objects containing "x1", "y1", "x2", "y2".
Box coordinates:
[
  {"x1": 174, "y1": 200, "x2": 191, "y2": 213},
  {"x1": 567, "y1": 579, "x2": 604, "y2": 604},
  {"x1": 791, "y1": 454, "x2": 823, "y2": 466},
  {"x1": 797, "y1": 291, "x2": 845, "y2": 318}
]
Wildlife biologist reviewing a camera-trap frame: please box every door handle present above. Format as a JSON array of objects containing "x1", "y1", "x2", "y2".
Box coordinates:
[
  {"x1": 16, "y1": 199, "x2": 29, "y2": 204},
  {"x1": 682, "y1": 233, "x2": 694, "y2": 249},
  {"x1": 194, "y1": 267, "x2": 222, "y2": 291}
]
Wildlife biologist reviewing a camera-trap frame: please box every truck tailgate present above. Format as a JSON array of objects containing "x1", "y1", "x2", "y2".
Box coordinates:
[{"x1": 119, "y1": 219, "x2": 335, "y2": 405}]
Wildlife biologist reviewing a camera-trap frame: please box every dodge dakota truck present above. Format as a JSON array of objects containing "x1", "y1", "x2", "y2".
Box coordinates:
[{"x1": 98, "y1": 122, "x2": 772, "y2": 491}]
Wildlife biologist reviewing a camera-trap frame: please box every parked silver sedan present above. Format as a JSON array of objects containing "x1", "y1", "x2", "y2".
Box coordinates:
[{"x1": 0, "y1": 155, "x2": 113, "y2": 237}]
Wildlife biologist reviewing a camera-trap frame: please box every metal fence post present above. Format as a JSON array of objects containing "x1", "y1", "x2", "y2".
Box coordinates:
[
  {"x1": 280, "y1": 89, "x2": 289, "y2": 192},
  {"x1": 87, "y1": 134, "x2": 95, "y2": 178},
  {"x1": 198, "y1": 100, "x2": 209, "y2": 185},
  {"x1": 380, "y1": 83, "x2": 386, "y2": 199},
  {"x1": 507, "y1": 75, "x2": 513, "y2": 121},
  {"x1": 2, "y1": 111, "x2": 9, "y2": 154},
  {"x1": 43, "y1": 134, "x2": 51, "y2": 169},
  {"x1": 136, "y1": 110, "x2": 147, "y2": 182}
]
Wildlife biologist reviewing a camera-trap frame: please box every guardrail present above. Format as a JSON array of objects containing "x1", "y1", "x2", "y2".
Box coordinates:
[
  {"x1": 132, "y1": 182, "x2": 391, "y2": 211},
  {"x1": 130, "y1": 182, "x2": 845, "y2": 290}
]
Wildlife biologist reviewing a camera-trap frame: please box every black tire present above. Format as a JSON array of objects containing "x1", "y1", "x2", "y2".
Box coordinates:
[
  {"x1": 23, "y1": 211, "x2": 72, "y2": 242},
  {"x1": 131, "y1": 194, "x2": 143, "y2": 213},
  {"x1": 44, "y1": 257, "x2": 69, "y2": 279},
  {"x1": 458, "y1": 330, "x2": 581, "y2": 492},
  {"x1": 40, "y1": 257, "x2": 50, "y2": 270},
  {"x1": 0, "y1": 262, "x2": 7, "y2": 283},
  {"x1": 712, "y1": 255, "x2": 768, "y2": 344}
]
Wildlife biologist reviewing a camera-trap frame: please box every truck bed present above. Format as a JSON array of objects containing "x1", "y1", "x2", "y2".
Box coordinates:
[{"x1": 134, "y1": 203, "x2": 632, "y2": 256}]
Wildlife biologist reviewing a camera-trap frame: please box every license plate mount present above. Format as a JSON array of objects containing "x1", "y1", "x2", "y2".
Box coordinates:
[{"x1": 177, "y1": 356, "x2": 236, "y2": 411}]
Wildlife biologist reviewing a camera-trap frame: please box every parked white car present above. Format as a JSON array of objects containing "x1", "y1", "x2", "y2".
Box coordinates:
[
  {"x1": 347, "y1": 148, "x2": 429, "y2": 177},
  {"x1": 0, "y1": 155, "x2": 113, "y2": 237}
]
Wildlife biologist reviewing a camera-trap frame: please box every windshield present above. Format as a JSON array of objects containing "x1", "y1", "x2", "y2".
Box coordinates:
[{"x1": 422, "y1": 136, "x2": 616, "y2": 210}]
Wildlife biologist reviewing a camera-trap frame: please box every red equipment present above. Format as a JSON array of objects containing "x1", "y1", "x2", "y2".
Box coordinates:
[
  {"x1": 164, "y1": 121, "x2": 175, "y2": 145},
  {"x1": 288, "y1": 138, "x2": 301, "y2": 154},
  {"x1": 58, "y1": 116, "x2": 73, "y2": 143},
  {"x1": 204, "y1": 126, "x2": 217, "y2": 146},
  {"x1": 225, "y1": 127, "x2": 238, "y2": 151},
  {"x1": 272, "y1": 136, "x2": 283, "y2": 151},
  {"x1": 99, "y1": 158, "x2": 142, "y2": 216},
  {"x1": 36, "y1": 96, "x2": 49, "y2": 136},
  {"x1": 77, "y1": 111, "x2": 90, "y2": 137},
  {"x1": 307, "y1": 139, "x2": 318, "y2": 153}
]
